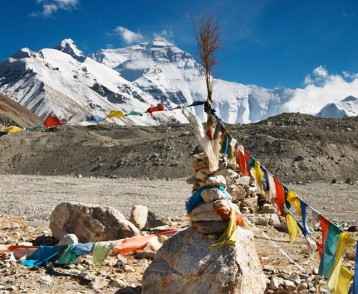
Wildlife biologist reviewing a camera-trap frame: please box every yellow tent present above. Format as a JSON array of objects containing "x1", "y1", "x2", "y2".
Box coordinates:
[
  {"x1": 3, "y1": 126, "x2": 23, "y2": 134},
  {"x1": 107, "y1": 110, "x2": 125, "y2": 119}
]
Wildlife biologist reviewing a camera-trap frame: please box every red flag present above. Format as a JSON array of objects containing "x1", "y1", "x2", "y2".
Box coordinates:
[
  {"x1": 274, "y1": 176, "x2": 286, "y2": 216},
  {"x1": 317, "y1": 216, "x2": 330, "y2": 257},
  {"x1": 236, "y1": 148, "x2": 250, "y2": 177}
]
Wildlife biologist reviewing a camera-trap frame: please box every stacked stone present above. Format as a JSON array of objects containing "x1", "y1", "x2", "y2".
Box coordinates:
[
  {"x1": 188, "y1": 153, "x2": 242, "y2": 235},
  {"x1": 142, "y1": 151, "x2": 267, "y2": 293}
]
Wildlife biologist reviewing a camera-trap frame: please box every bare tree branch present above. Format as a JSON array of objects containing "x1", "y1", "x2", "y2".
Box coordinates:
[{"x1": 196, "y1": 16, "x2": 220, "y2": 103}]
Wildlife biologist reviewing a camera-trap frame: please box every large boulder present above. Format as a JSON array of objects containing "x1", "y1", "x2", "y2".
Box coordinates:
[
  {"x1": 50, "y1": 202, "x2": 140, "y2": 242},
  {"x1": 142, "y1": 227, "x2": 266, "y2": 294}
]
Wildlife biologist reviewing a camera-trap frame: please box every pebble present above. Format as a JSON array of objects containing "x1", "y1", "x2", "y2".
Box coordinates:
[{"x1": 39, "y1": 276, "x2": 53, "y2": 286}]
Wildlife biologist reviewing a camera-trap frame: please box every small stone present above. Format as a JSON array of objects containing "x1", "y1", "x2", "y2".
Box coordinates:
[
  {"x1": 283, "y1": 279, "x2": 296, "y2": 291},
  {"x1": 110, "y1": 279, "x2": 128, "y2": 288},
  {"x1": 254, "y1": 215, "x2": 269, "y2": 226},
  {"x1": 124, "y1": 265, "x2": 135, "y2": 272},
  {"x1": 269, "y1": 277, "x2": 283, "y2": 289},
  {"x1": 91, "y1": 278, "x2": 107, "y2": 290},
  {"x1": 130, "y1": 205, "x2": 149, "y2": 230},
  {"x1": 39, "y1": 275, "x2": 53, "y2": 286}
]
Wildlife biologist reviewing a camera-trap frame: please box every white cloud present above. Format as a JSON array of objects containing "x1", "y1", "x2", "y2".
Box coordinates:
[
  {"x1": 153, "y1": 29, "x2": 174, "y2": 40},
  {"x1": 33, "y1": 0, "x2": 78, "y2": 16},
  {"x1": 113, "y1": 26, "x2": 144, "y2": 44},
  {"x1": 282, "y1": 66, "x2": 358, "y2": 114},
  {"x1": 304, "y1": 65, "x2": 329, "y2": 86}
]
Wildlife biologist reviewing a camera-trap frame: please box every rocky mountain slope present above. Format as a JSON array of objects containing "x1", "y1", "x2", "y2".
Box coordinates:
[
  {"x1": 1, "y1": 113, "x2": 358, "y2": 183},
  {"x1": 0, "y1": 93, "x2": 40, "y2": 127}
]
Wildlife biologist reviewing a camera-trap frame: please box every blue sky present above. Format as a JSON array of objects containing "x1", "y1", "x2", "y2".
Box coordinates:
[{"x1": 1, "y1": 0, "x2": 358, "y2": 88}]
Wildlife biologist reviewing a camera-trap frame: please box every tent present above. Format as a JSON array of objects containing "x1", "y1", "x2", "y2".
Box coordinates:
[
  {"x1": 43, "y1": 115, "x2": 64, "y2": 129},
  {"x1": 2, "y1": 126, "x2": 23, "y2": 134}
]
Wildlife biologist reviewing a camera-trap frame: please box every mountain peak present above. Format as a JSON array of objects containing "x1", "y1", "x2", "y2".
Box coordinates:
[
  {"x1": 55, "y1": 38, "x2": 85, "y2": 61},
  {"x1": 341, "y1": 95, "x2": 358, "y2": 103},
  {"x1": 151, "y1": 36, "x2": 173, "y2": 46}
]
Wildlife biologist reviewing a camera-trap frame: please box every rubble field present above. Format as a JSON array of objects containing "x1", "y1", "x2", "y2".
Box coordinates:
[{"x1": 0, "y1": 175, "x2": 357, "y2": 293}]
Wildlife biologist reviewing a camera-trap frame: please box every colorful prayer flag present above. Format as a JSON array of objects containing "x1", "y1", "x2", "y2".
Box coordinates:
[
  {"x1": 353, "y1": 243, "x2": 358, "y2": 294},
  {"x1": 273, "y1": 176, "x2": 286, "y2": 216},
  {"x1": 327, "y1": 232, "x2": 354, "y2": 293},
  {"x1": 286, "y1": 213, "x2": 300, "y2": 242},
  {"x1": 319, "y1": 218, "x2": 342, "y2": 278}
]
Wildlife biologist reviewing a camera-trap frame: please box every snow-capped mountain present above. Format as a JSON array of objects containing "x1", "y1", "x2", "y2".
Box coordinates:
[
  {"x1": 0, "y1": 39, "x2": 185, "y2": 126},
  {"x1": 317, "y1": 96, "x2": 358, "y2": 118},
  {"x1": 1, "y1": 36, "x2": 358, "y2": 126},
  {"x1": 95, "y1": 37, "x2": 291, "y2": 124}
]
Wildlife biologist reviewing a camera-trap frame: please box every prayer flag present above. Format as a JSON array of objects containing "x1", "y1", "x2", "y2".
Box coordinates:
[
  {"x1": 327, "y1": 232, "x2": 354, "y2": 293},
  {"x1": 286, "y1": 213, "x2": 300, "y2": 242},
  {"x1": 353, "y1": 243, "x2": 358, "y2": 294},
  {"x1": 319, "y1": 219, "x2": 342, "y2": 278},
  {"x1": 235, "y1": 146, "x2": 250, "y2": 176},
  {"x1": 273, "y1": 176, "x2": 286, "y2": 216},
  {"x1": 300, "y1": 200, "x2": 310, "y2": 236}
]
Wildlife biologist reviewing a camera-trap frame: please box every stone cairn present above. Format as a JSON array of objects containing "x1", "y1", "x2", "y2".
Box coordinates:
[{"x1": 142, "y1": 150, "x2": 267, "y2": 294}]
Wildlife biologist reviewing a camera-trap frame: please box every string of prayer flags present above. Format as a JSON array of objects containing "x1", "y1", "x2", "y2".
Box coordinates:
[{"x1": 199, "y1": 102, "x2": 358, "y2": 292}]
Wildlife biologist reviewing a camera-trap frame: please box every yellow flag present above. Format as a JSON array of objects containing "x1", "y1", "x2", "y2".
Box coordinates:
[
  {"x1": 328, "y1": 232, "x2": 354, "y2": 293},
  {"x1": 287, "y1": 191, "x2": 301, "y2": 216},
  {"x1": 286, "y1": 214, "x2": 299, "y2": 242},
  {"x1": 107, "y1": 110, "x2": 125, "y2": 119},
  {"x1": 211, "y1": 209, "x2": 237, "y2": 248},
  {"x1": 254, "y1": 161, "x2": 264, "y2": 193}
]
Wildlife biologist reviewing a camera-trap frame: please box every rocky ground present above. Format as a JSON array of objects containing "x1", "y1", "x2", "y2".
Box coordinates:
[
  {"x1": 1, "y1": 113, "x2": 358, "y2": 292},
  {"x1": 0, "y1": 175, "x2": 357, "y2": 293},
  {"x1": 1, "y1": 113, "x2": 358, "y2": 183}
]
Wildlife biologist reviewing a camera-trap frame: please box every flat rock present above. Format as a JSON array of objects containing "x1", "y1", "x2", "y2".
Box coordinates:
[
  {"x1": 142, "y1": 227, "x2": 266, "y2": 294},
  {"x1": 50, "y1": 202, "x2": 140, "y2": 242}
]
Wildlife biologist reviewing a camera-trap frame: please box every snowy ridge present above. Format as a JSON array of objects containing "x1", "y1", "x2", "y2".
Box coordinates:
[
  {"x1": 0, "y1": 42, "x2": 186, "y2": 125},
  {"x1": 317, "y1": 96, "x2": 358, "y2": 118}
]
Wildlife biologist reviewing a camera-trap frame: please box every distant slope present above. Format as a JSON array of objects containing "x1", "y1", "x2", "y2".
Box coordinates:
[
  {"x1": 0, "y1": 93, "x2": 40, "y2": 127},
  {"x1": 317, "y1": 96, "x2": 358, "y2": 118},
  {"x1": 1, "y1": 113, "x2": 358, "y2": 183}
]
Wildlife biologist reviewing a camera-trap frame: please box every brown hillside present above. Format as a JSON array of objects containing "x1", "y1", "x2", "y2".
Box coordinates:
[{"x1": 0, "y1": 93, "x2": 40, "y2": 127}]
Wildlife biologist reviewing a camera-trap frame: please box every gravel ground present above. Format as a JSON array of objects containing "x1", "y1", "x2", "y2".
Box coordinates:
[
  {"x1": 0, "y1": 175, "x2": 191, "y2": 225},
  {"x1": 0, "y1": 175, "x2": 357, "y2": 226}
]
